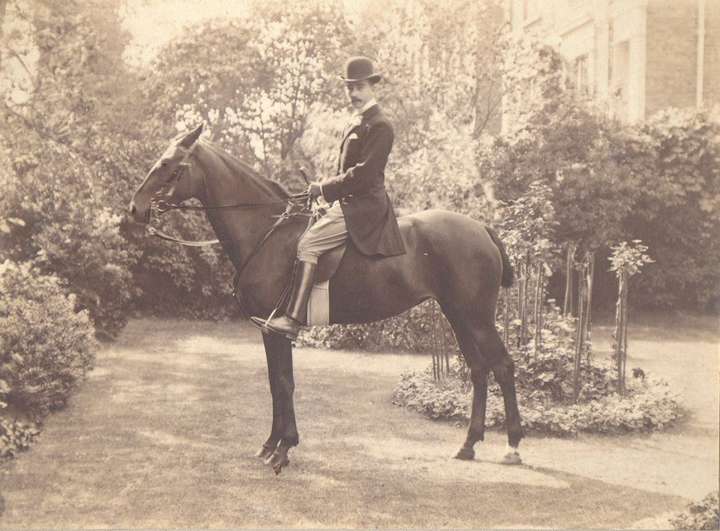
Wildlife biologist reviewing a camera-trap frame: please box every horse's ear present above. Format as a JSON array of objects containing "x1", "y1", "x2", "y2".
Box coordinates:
[{"x1": 180, "y1": 123, "x2": 204, "y2": 148}]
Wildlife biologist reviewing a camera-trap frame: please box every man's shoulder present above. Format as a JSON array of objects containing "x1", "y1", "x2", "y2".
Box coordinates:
[{"x1": 365, "y1": 105, "x2": 393, "y2": 131}]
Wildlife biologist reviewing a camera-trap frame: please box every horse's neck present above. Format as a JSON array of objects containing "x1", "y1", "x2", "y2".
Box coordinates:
[
  {"x1": 195, "y1": 147, "x2": 290, "y2": 272},
  {"x1": 204, "y1": 207, "x2": 283, "y2": 270}
]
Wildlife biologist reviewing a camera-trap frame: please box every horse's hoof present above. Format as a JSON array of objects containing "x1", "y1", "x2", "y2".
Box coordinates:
[
  {"x1": 454, "y1": 447, "x2": 475, "y2": 460},
  {"x1": 256, "y1": 445, "x2": 275, "y2": 460},
  {"x1": 272, "y1": 457, "x2": 289, "y2": 475},
  {"x1": 269, "y1": 454, "x2": 289, "y2": 474},
  {"x1": 265, "y1": 445, "x2": 290, "y2": 473},
  {"x1": 500, "y1": 451, "x2": 522, "y2": 465}
]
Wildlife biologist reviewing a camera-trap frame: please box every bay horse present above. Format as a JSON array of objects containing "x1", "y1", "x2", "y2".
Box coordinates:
[{"x1": 129, "y1": 124, "x2": 524, "y2": 474}]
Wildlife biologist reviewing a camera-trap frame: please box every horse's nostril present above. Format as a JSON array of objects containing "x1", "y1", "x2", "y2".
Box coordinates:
[{"x1": 129, "y1": 202, "x2": 136, "y2": 215}]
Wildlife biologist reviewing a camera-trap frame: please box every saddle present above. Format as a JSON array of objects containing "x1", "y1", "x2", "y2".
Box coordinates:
[{"x1": 316, "y1": 243, "x2": 346, "y2": 284}]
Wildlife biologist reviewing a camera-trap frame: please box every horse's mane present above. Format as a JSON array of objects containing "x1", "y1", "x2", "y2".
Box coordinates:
[{"x1": 196, "y1": 139, "x2": 290, "y2": 200}]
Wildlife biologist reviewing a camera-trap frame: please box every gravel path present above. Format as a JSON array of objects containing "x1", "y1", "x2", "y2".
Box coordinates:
[{"x1": 0, "y1": 317, "x2": 716, "y2": 528}]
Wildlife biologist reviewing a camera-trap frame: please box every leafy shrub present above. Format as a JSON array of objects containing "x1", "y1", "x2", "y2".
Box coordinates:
[
  {"x1": 392, "y1": 359, "x2": 471, "y2": 421},
  {"x1": 392, "y1": 358, "x2": 683, "y2": 436},
  {"x1": 391, "y1": 307, "x2": 683, "y2": 437},
  {"x1": 669, "y1": 491, "x2": 720, "y2": 530},
  {"x1": 0, "y1": 418, "x2": 39, "y2": 459},
  {"x1": 0, "y1": 260, "x2": 96, "y2": 417}
]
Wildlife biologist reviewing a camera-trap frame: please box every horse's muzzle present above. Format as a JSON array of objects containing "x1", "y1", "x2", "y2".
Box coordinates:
[{"x1": 128, "y1": 200, "x2": 150, "y2": 224}]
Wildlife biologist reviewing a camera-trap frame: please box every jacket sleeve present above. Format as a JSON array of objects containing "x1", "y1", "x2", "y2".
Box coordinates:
[{"x1": 320, "y1": 121, "x2": 394, "y2": 203}]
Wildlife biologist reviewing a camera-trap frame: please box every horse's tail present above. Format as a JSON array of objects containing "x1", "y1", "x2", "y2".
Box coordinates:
[{"x1": 485, "y1": 227, "x2": 514, "y2": 288}]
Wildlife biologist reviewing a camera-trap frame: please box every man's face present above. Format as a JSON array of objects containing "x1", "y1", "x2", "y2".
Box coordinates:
[{"x1": 345, "y1": 80, "x2": 374, "y2": 110}]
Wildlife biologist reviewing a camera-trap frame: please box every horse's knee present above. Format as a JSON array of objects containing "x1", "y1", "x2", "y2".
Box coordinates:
[
  {"x1": 492, "y1": 356, "x2": 515, "y2": 383},
  {"x1": 470, "y1": 367, "x2": 489, "y2": 385}
]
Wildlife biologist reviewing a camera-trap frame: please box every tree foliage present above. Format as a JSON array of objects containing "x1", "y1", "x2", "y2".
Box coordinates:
[
  {"x1": 620, "y1": 108, "x2": 720, "y2": 308},
  {"x1": 481, "y1": 36, "x2": 719, "y2": 309},
  {"x1": 482, "y1": 38, "x2": 637, "y2": 251},
  {"x1": 150, "y1": 1, "x2": 352, "y2": 185},
  {"x1": 354, "y1": 0, "x2": 505, "y2": 145},
  {"x1": 1, "y1": 0, "x2": 144, "y2": 337}
]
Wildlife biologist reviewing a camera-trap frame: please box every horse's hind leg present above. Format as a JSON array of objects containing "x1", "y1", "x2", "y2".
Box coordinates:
[
  {"x1": 444, "y1": 307, "x2": 523, "y2": 464},
  {"x1": 473, "y1": 321, "x2": 524, "y2": 463},
  {"x1": 456, "y1": 362, "x2": 489, "y2": 461},
  {"x1": 442, "y1": 312, "x2": 490, "y2": 460}
]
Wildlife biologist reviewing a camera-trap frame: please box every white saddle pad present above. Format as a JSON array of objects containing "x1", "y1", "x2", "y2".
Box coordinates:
[{"x1": 306, "y1": 280, "x2": 330, "y2": 326}]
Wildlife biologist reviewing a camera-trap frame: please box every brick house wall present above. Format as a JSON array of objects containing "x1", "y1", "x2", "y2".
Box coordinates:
[
  {"x1": 506, "y1": 0, "x2": 715, "y2": 124},
  {"x1": 645, "y1": 0, "x2": 698, "y2": 118},
  {"x1": 703, "y1": 1, "x2": 720, "y2": 106}
]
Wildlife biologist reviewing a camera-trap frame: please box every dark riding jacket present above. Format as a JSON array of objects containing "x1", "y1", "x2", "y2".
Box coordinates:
[{"x1": 320, "y1": 104, "x2": 406, "y2": 257}]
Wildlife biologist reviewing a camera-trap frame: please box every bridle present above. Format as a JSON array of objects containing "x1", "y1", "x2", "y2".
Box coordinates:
[{"x1": 146, "y1": 141, "x2": 315, "y2": 277}]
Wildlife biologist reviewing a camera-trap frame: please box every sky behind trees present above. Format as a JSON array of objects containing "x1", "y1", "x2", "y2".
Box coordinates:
[{"x1": 120, "y1": 0, "x2": 372, "y2": 65}]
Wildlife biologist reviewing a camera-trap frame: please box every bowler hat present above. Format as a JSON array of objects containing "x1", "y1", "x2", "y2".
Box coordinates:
[{"x1": 340, "y1": 56, "x2": 382, "y2": 84}]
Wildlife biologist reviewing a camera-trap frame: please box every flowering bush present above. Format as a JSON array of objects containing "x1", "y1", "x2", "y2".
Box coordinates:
[
  {"x1": 0, "y1": 260, "x2": 96, "y2": 417},
  {"x1": 669, "y1": 491, "x2": 720, "y2": 530},
  {"x1": 393, "y1": 359, "x2": 682, "y2": 436}
]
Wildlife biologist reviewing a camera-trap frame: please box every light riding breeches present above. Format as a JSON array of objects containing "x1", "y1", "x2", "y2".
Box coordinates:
[{"x1": 296, "y1": 202, "x2": 348, "y2": 264}]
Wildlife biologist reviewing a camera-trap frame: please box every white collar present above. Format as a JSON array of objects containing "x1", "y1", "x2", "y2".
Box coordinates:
[{"x1": 356, "y1": 98, "x2": 377, "y2": 116}]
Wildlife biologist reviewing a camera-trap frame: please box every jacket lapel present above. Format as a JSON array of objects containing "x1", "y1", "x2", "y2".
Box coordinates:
[{"x1": 336, "y1": 104, "x2": 382, "y2": 174}]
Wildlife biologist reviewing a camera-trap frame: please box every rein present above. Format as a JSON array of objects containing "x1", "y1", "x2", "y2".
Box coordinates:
[
  {"x1": 148, "y1": 200, "x2": 292, "y2": 247},
  {"x1": 148, "y1": 195, "x2": 310, "y2": 247}
]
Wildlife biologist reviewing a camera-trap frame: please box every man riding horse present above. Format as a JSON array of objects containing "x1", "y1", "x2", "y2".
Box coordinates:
[{"x1": 251, "y1": 56, "x2": 406, "y2": 339}]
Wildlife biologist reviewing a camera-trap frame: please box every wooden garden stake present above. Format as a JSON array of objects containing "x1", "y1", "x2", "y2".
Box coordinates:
[
  {"x1": 573, "y1": 259, "x2": 588, "y2": 402},
  {"x1": 563, "y1": 242, "x2": 576, "y2": 317},
  {"x1": 534, "y1": 261, "x2": 544, "y2": 351},
  {"x1": 609, "y1": 241, "x2": 653, "y2": 395},
  {"x1": 584, "y1": 252, "x2": 595, "y2": 364}
]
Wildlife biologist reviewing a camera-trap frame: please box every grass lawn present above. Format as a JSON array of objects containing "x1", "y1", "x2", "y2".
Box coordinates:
[{"x1": 0, "y1": 316, "x2": 717, "y2": 528}]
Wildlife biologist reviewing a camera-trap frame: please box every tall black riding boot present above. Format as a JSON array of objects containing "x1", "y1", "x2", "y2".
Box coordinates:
[{"x1": 250, "y1": 261, "x2": 317, "y2": 340}]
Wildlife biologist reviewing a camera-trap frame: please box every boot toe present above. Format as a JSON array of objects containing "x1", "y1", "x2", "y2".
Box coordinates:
[{"x1": 264, "y1": 316, "x2": 301, "y2": 339}]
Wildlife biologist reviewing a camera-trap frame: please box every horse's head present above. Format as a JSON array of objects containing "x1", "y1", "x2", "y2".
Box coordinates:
[{"x1": 129, "y1": 124, "x2": 205, "y2": 224}]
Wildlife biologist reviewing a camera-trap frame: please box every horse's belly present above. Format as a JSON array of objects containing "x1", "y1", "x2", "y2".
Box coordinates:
[{"x1": 326, "y1": 210, "x2": 500, "y2": 325}]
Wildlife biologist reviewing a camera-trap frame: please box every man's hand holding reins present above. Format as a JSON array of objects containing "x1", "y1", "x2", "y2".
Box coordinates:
[{"x1": 308, "y1": 182, "x2": 322, "y2": 199}]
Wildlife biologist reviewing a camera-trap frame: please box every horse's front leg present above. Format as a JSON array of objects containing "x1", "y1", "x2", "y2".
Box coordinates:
[
  {"x1": 260, "y1": 331, "x2": 299, "y2": 474},
  {"x1": 256, "y1": 333, "x2": 283, "y2": 460}
]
